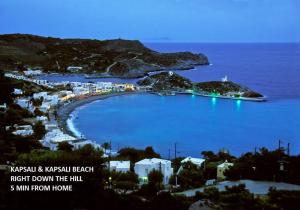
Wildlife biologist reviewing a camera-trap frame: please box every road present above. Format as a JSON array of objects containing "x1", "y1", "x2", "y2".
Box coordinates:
[{"x1": 177, "y1": 179, "x2": 300, "y2": 196}]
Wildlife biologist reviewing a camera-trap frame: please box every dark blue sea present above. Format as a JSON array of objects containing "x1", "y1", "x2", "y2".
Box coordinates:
[{"x1": 67, "y1": 43, "x2": 300, "y2": 157}]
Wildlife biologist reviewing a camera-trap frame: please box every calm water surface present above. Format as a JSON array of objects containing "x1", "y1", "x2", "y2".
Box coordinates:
[
  {"x1": 69, "y1": 43, "x2": 300, "y2": 157},
  {"x1": 73, "y1": 94, "x2": 300, "y2": 157}
]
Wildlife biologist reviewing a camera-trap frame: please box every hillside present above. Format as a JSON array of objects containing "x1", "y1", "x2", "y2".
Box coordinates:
[
  {"x1": 138, "y1": 72, "x2": 263, "y2": 98},
  {"x1": 0, "y1": 34, "x2": 209, "y2": 78}
]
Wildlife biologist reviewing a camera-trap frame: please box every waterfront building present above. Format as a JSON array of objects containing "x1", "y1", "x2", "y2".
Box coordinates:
[
  {"x1": 67, "y1": 66, "x2": 83, "y2": 72},
  {"x1": 73, "y1": 86, "x2": 90, "y2": 96},
  {"x1": 134, "y1": 158, "x2": 173, "y2": 185},
  {"x1": 217, "y1": 160, "x2": 234, "y2": 180},
  {"x1": 137, "y1": 85, "x2": 152, "y2": 92},
  {"x1": 23, "y1": 69, "x2": 42, "y2": 76},
  {"x1": 59, "y1": 91, "x2": 76, "y2": 102},
  {"x1": 109, "y1": 161, "x2": 130, "y2": 173},
  {"x1": 94, "y1": 82, "x2": 113, "y2": 94},
  {"x1": 124, "y1": 83, "x2": 135, "y2": 91}
]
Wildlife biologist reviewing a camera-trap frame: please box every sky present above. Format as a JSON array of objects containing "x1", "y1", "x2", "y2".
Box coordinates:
[{"x1": 0, "y1": 0, "x2": 299, "y2": 42}]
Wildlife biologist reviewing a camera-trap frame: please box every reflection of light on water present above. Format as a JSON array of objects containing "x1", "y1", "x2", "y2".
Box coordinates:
[
  {"x1": 211, "y1": 97, "x2": 217, "y2": 106},
  {"x1": 236, "y1": 99, "x2": 241, "y2": 110},
  {"x1": 192, "y1": 94, "x2": 195, "y2": 99}
]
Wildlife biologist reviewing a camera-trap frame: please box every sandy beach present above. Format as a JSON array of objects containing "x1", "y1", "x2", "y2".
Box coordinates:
[{"x1": 57, "y1": 92, "x2": 138, "y2": 138}]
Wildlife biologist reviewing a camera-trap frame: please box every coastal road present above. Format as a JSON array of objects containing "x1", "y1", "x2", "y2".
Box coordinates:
[{"x1": 176, "y1": 180, "x2": 300, "y2": 196}]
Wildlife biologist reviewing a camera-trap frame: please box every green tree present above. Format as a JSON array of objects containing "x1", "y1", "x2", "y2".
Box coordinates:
[
  {"x1": 101, "y1": 142, "x2": 111, "y2": 154},
  {"x1": 170, "y1": 162, "x2": 205, "y2": 189},
  {"x1": 57, "y1": 141, "x2": 73, "y2": 152},
  {"x1": 33, "y1": 121, "x2": 46, "y2": 140},
  {"x1": 148, "y1": 169, "x2": 163, "y2": 190},
  {"x1": 34, "y1": 108, "x2": 46, "y2": 116}
]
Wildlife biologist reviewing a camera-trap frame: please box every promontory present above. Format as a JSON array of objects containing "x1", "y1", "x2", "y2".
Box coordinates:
[{"x1": 0, "y1": 34, "x2": 209, "y2": 78}]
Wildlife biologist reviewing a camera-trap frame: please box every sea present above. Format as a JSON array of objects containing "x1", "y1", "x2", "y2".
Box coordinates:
[{"x1": 50, "y1": 43, "x2": 300, "y2": 157}]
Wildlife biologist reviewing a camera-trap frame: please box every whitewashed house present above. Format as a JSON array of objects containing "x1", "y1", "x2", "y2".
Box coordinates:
[
  {"x1": 59, "y1": 91, "x2": 75, "y2": 102},
  {"x1": 73, "y1": 86, "x2": 90, "y2": 96},
  {"x1": 217, "y1": 160, "x2": 234, "y2": 180},
  {"x1": 95, "y1": 82, "x2": 113, "y2": 93},
  {"x1": 33, "y1": 92, "x2": 48, "y2": 100},
  {"x1": 23, "y1": 69, "x2": 42, "y2": 76},
  {"x1": 12, "y1": 125, "x2": 33, "y2": 137},
  {"x1": 39, "y1": 102, "x2": 51, "y2": 113},
  {"x1": 109, "y1": 161, "x2": 130, "y2": 173},
  {"x1": 43, "y1": 129, "x2": 76, "y2": 144},
  {"x1": 134, "y1": 158, "x2": 173, "y2": 185},
  {"x1": 67, "y1": 66, "x2": 83, "y2": 72},
  {"x1": 36, "y1": 116, "x2": 48, "y2": 124},
  {"x1": 13, "y1": 88, "x2": 23, "y2": 95},
  {"x1": 71, "y1": 140, "x2": 102, "y2": 150},
  {"x1": 0, "y1": 103, "x2": 7, "y2": 111},
  {"x1": 16, "y1": 98, "x2": 34, "y2": 112},
  {"x1": 181, "y1": 156, "x2": 205, "y2": 168}
]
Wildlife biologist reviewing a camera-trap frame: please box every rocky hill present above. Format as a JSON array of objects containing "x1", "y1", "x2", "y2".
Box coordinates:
[
  {"x1": 138, "y1": 72, "x2": 263, "y2": 98},
  {"x1": 137, "y1": 71, "x2": 193, "y2": 91},
  {"x1": 0, "y1": 34, "x2": 209, "y2": 78}
]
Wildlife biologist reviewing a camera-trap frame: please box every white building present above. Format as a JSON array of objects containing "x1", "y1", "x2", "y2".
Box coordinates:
[
  {"x1": 59, "y1": 91, "x2": 75, "y2": 102},
  {"x1": 16, "y1": 98, "x2": 34, "y2": 111},
  {"x1": 71, "y1": 140, "x2": 102, "y2": 150},
  {"x1": 109, "y1": 161, "x2": 130, "y2": 173},
  {"x1": 222, "y1": 75, "x2": 228, "y2": 82},
  {"x1": 134, "y1": 158, "x2": 173, "y2": 185},
  {"x1": 181, "y1": 156, "x2": 205, "y2": 168},
  {"x1": 217, "y1": 160, "x2": 234, "y2": 180},
  {"x1": 23, "y1": 69, "x2": 42, "y2": 76},
  {"x1": 13, "y1": 88, "x2": 23, "y2": 95},
  {"x1": 33, "y1": 92, "x2": 48, "y2": 100},
  {"x1": 67, "y1": 66, "x2": 83, "y2": 72},
  {"x1": 39, "y1": 102, "x2": 51, "y2": 113},
  {"x1": 43, "y1": 129, "x2": 76, "y2": 143},
  {"x1": 36, "y1": 116, "x2": 48, "y2": 124},
  {"x1": 73, "y1": 86, "x2": 90, "y2": 96},
  {"x1": 12, "y1": 125, "x2": 33, "y2": 137},
  {"x1": 45, "y1": 95, "x2": 59, "y2": 106},
  {"x1": 94, "y1": 82, "x2": 113, "y2": 93},
  {"x1": 0, "y1": 103, "x2": 7, "y2": 111}
]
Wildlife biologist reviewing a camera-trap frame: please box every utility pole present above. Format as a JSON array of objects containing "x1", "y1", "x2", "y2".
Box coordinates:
[
  {"x1": 287, "y1": 143, "x2": 290, "y2": 156},
  {"x1": 108, "y1": 140, "x2": 112, "y2": 189},
  {"x1": 278, "y1": 139, "x2": 283, "y2": 151},
  {"x1": 168, "y1": 148, "x2": 171, "y2": 160},
  {"x1": 174, "y1": 142, "x2": 177, "y2": 159}
]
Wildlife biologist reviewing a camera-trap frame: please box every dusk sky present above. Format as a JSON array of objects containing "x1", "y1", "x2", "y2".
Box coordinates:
[{"x1": 1, "y1": 0, "x2": 299, "y2": 42}]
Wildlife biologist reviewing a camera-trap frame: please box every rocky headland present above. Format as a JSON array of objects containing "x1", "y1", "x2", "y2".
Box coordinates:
[
  {"x1": 138, "y1": 72, "x2": 263, "y2": 98},
  {"x1": 0, "y1": 34, "x2": 209, "y2": 78}
]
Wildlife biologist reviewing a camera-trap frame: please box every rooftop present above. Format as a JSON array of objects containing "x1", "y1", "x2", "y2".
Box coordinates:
[{"x1": 135, "y1": 158, "x2": 171, "y2": 165}]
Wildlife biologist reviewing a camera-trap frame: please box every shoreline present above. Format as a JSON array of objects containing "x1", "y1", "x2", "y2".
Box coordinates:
[
  {"x1": 57, "y1": 90, "x2": 265, "y2": 140},
  {"x1": 57, "y1": 92, "x2": 138, "y2": 138}
]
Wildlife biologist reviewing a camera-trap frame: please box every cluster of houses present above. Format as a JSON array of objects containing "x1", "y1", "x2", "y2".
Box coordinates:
[
  {"x1": 3, "y1": 71, "x2": 151, "y2": 151},
  {"x1": 108, "y1": 157, "x2": 233, "y2": 186}
]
